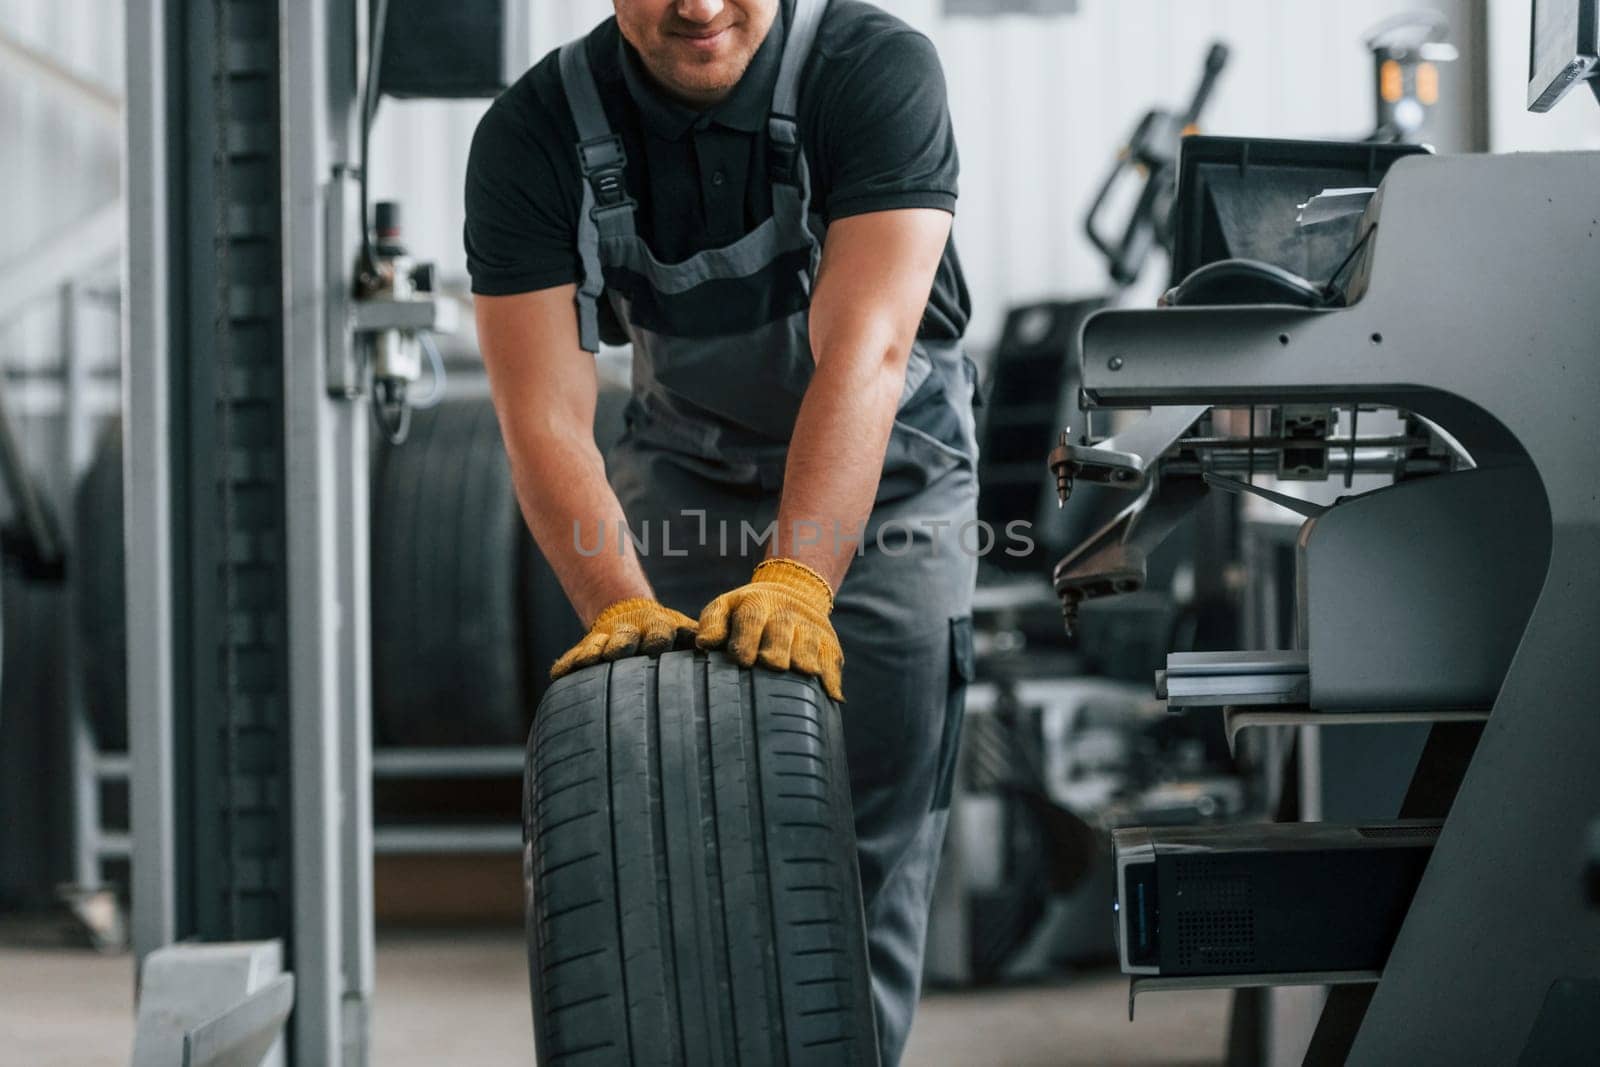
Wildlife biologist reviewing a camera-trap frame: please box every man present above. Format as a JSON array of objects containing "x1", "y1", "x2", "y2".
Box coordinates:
[{"x1": 466, "y1": 1, "x2": 977, "y2": 1059}]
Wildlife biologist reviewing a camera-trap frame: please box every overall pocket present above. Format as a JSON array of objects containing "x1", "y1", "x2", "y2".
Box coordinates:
[
  {"x1": 878, "y1": 373, "x2": 977, "y2": 505},
  {"x1": 931, "y1": 615, "x2": 976, "y2": 813}
]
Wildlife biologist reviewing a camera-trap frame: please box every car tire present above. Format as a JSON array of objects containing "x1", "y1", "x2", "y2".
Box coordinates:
[
  {"x1": 371, "y1": 398, "x2": 526, "y2": 746},
  {"x1": 523, "y1": 650, "x2": 879, "y2": 1066}
]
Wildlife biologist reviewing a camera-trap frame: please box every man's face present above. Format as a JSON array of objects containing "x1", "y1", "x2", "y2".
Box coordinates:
[{"x1": 614, "y1": 0, "x2": 780, "y2": 107}]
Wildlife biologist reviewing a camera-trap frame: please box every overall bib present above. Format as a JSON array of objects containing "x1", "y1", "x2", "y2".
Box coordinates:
[{"x1": 559, "y1": 3, "x2": 978, "y2": 1059}]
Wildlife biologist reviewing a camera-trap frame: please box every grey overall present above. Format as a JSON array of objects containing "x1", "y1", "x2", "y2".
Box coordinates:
[{"x1": 559, "y1": 2, "x2": 977, "y2": 1061}]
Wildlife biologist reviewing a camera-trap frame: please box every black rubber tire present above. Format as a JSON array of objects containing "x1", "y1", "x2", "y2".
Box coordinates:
[
  {"x1": 523, "y1": 650, "x2": 880, "y2": 1066},
  {"x1": 75, "y1": 421, "x2": 127, "y2": 751},
  {"x1": 371, "y1": 398, "x2": 526, "y2": 746},
  {"x1": 373, "y1": 384, "x2": 633, "y2": 745},
  {"x1": 1, "y1": 568, "x2": 71, "y2": 899}
]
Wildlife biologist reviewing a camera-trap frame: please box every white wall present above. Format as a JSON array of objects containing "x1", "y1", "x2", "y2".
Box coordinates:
[
  {"x1": 12, "y1": 2, "x2": 1593, "y2": 370},
  {"x1": 1486, "y1": 0, "x2": 1600, "y2": 151},
  {"x1": 0, "y1": 0, "x2": 123, "y2": 521},
  {"x1": 0, "y1": 0, "x2": 123, "y2": 379}
]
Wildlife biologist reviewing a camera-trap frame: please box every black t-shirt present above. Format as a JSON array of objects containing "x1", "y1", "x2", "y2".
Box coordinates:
[{"x1": 463, "y1": 0, "x2": 970, "y2": 341}]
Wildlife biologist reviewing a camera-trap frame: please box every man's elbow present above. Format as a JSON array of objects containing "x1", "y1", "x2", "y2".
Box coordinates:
[
  {"x1": 812, "y1": 306, "x2": 918, "y2": 380},
  {"x1": 492, "y1": 399, "x2": 599, "y2": 486}
]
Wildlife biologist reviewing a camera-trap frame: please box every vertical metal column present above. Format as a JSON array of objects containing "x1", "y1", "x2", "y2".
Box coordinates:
[
  {"x1": 61, "y1": 281, "x2": 103, "y2": 893},
  {"x1": 126, "y1": 0, "x2": 179, "y2": 966},
  {"x1": 127, "y1": 1, "x2": 373, "y2": 1062},
  {"x1": 282, "y1": 0, "x2": 375, "y2": 1062},
  {"x1": 330, "y1": 0, "x2": 377, "y2": 1044}
]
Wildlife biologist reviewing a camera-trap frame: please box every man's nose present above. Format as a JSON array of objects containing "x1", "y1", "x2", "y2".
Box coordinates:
[{"x1": 676, "y1": 0, "x2": 725, "y2": 25}]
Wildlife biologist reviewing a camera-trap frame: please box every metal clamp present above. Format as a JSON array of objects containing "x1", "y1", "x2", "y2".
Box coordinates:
[{"x1": 1048, "y1": 404, "x2": 1209, "y2": 503}]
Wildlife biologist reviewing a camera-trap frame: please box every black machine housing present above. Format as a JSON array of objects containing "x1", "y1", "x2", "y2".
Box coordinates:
[{"x1": 1113, "y1": 821, "x2": 1439, "y2": 978}]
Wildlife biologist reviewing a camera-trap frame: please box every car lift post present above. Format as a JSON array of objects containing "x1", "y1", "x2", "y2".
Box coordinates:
[{"x1": 125, "y1": 0, "x2": 374, "y2": 1062}]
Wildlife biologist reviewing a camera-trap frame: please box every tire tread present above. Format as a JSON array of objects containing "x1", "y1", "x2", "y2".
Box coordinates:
[{"x1": 524, "y1": 652, "x2": 878, "y2": 1066}]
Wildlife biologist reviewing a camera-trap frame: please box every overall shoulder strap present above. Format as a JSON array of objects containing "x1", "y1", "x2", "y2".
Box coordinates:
[
  {"x1": 558, "y1": 37, "x2": 612, "y2": 142},
  {"x1": 558, "y1": 37, "x2": 635, "y2": 353},
  {"x1": 768, "y1": 0, "x2": 828, "y2": 186}
]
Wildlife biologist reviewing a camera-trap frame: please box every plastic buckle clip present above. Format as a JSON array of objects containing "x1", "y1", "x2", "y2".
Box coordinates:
[{"x1": 578, "y1": 135, "x2": 633, "y2": 211}]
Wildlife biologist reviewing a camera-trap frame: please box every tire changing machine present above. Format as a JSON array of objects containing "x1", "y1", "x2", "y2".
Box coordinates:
[{"x1": 1060, "y1": 146, "x2": 1600, "y2": 1064}]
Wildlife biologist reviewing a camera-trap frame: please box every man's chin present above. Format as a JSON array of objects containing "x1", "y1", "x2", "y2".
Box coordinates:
[{"x1": 662, "y1": 64, "x2": 742, "y2": 102}]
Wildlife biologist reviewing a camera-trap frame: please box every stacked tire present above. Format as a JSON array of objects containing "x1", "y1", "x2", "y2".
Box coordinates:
[
  {"x1": 371, "y1": 398, "x2": 562, "y2": 746},
  {"x1": 524, "y1": 651, "x2": 879, "y2": 1065},
  {"x1": 74, "y1": 387, "x2": 632, "y2": 751},
  {"x1": 76, "y1": 422, "x2": 126, "y2": 750},
  {"x1": 369, "y1": 389, "x2": 630, "y2": 747}
]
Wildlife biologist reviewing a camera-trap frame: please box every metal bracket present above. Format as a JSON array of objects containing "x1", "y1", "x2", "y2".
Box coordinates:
[
  {"x1": 351, "y1": 294, "x2": 459, "y2": 334},
  {"x1": 325, "y1": 166, "x2": 459, "y2": 401},
  {"x1": 1052, "y1": 473, "x2": 1209, "y2": 632},
  {"x1": 1048, "y1": 403, "x2": 1209, "y2": 499},
  {"x1": 325, "y1": 166, "x2": 363, "y2": 398},
  {"x1": 132, "y1": 940, "x2": 292, "y2": 1067},
  {"x1": 1157, "y1": 649, "x2": 1311, "y2": 708},
  {"x1": 184, "y1": 975, "x2": 295, "y2": 1066}
]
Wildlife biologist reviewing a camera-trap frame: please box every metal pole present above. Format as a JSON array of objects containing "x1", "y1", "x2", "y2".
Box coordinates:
[
  {"x1": 61, "y1": 281, "x2": 102, "y2": 892},
  {"x1": 282, "y1": 0, "x2": 374, "y2": 1061},
  {"x1": 125, "y1": 3, "x2": 373, "y2": 1058},
  {"x1": 124, "y1": 0, "x2": 178, "y2": 965},
  {"x1": 333, "y1": 9, "x2": 376, "y2": 1062},
  {"x1": 335, "y1": 377, "x2": 375, "y2": 1067},
  {"x1": 334, "y1": 16, "x2": 376, "y2": 1055}
]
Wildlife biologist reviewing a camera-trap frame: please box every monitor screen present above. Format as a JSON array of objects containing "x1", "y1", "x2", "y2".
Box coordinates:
[{"x1": 1528, "y1": 0, "x2": 1599, "y2": 111}]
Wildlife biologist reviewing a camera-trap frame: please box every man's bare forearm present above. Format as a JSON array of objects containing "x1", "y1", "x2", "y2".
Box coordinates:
[
  {"x1": 771, "y1": 323, "x2": 906, "y2": 589},
  {"x1": 475, "y1": 287, "x2": 655, "y2": 628},
  {"x1": 503, "y1": 417, "x2": 654, "y2": 626},
  {"x1": 772, "y1": 209, "x2": 951, "y2": 589}
]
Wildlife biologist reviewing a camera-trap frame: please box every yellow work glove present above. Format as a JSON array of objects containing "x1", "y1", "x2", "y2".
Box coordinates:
[
  {"x1": 696, "y1": 558, "x2": 844, "y2": 702},
  {"x1": 550, "y1": 597, "x2": 698, "y2": 680}
]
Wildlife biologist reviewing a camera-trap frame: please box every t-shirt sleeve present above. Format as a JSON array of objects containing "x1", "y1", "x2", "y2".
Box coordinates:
[
  {"x1": 463, "y1": 88, "x2": 582, "y2": 296},
  {"x1": 815, "y1": 30, "x2": 959, "y2": 222}
]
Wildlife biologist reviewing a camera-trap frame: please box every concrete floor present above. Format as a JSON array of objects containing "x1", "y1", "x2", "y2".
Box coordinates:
[{"x1": 1, "y1": 930, "x2": 1229, "y2": 1065}]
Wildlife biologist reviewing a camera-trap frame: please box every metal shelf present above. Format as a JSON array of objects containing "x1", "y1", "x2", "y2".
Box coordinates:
[
  {"x1": 1221, "y1": 705, "x2": 1490, "y2": 753},
  {"x1": 372, "y1": 745, "x2": 524, "y2": 779},
  {"x1": 92, "y1": 745, "x2": 529, "y2": 857},
  {"x1": 1129, "y1": 970, "x2": 1380, "y2": 1020},
  {"x1": 373, "y1": 824, "x2": 522, "y2": 855}
]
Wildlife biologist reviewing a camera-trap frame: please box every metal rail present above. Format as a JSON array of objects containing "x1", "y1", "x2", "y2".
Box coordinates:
[
  {"x1": 372, "y1": 746, "x2": 526, "y2": 779},
  {"x1": 371, "y1": 825, "x2": 522, "y2": 855}
]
